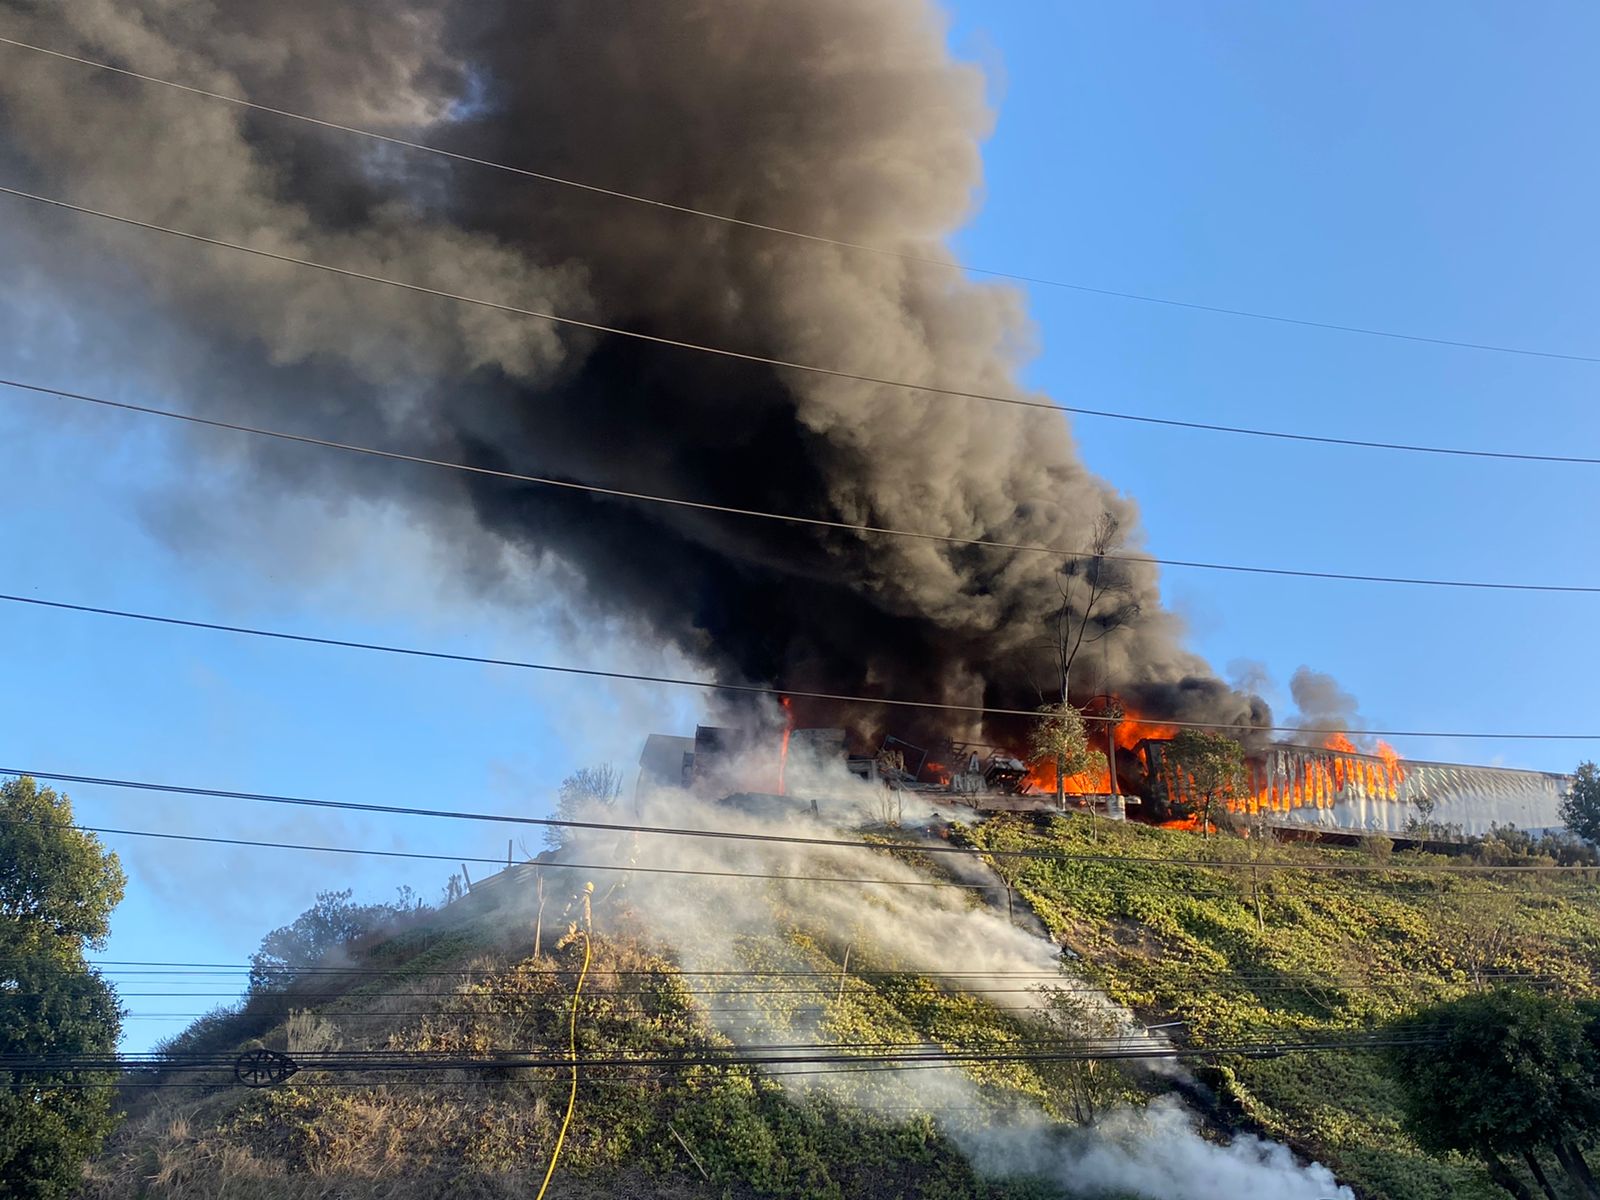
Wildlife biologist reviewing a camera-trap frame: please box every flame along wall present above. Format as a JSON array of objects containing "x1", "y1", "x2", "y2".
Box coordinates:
[{"x1": 1137, "y1": 739, "x2": 1571, "y2": 838}]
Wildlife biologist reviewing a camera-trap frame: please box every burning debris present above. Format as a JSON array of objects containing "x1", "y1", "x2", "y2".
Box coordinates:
[{"x1": 647, "y1": 704, "x2": 1572, "y2": 837}]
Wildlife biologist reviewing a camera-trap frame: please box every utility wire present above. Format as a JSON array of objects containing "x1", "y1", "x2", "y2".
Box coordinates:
[
  {"x1": 2, "y1": 1033, "x2": 1441, "y2": 1076},
  {"x1": 6, "y1": 764, "x2": 1597, "y2": 871},
  {"x1": 9, "y1": 376, "x2": 1600, "y2": 595},
  {"x1": 3, "y1": 34, "x2": 1595, "y2": 368},
  {"x1": 41, "y1": 967, "x2": 1100, "y2": 979},
  {"x1": 4, "y1": 604, "x2": 1599, "y2": 741},
  {"x1": 0, "y1": 817, "x2": 979, "y2": 891},
  {"x1": 27, "y1": 979, "x2": 1524, "y2": 1001},
  {"x1": 22, "y1": 976, "x2": 1558, "y2": 1003},
  {"x1": 6, "y1": 183, "x2": 1600, "y2": 483},
  {"x1": 8, "y1": 1039, "x2": 1442, "y2": 1072}
]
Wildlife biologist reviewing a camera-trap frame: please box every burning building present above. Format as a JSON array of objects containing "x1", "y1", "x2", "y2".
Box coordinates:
[
  {"x1": 1138, "y1": 736, "x2": 1570, "y2": 838},
  {"x1": 644, "y1": 716, "x2": 1572, "y2": 839}
]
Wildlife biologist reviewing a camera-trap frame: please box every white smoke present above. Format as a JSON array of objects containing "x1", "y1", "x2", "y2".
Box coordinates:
[
  {"x1": 529, "y1": 736, "x2": 1355, "y2": 1200},
  {"x1": 965, "y1": 1097, "x2": 1353, "y2": 1200}
]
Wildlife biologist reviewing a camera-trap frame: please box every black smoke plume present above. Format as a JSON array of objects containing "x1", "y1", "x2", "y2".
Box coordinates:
[{"x1": 0, "y1": 0, "x2": 1269, "y2": 745}]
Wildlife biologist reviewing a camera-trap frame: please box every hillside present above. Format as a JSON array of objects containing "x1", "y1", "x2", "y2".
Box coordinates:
[
  {"x1": 961, "y1": 816, "x2": 1600, "y2": 1200},
  {"x1": 82, "y1": 872, "x2": 1093, "y2": 1199},
  {"x1": 79, "y1": 817, "x2": 1598, "y2": 1199}
]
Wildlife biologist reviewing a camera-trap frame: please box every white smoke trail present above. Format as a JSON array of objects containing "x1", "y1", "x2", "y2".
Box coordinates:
[{"x1": 532, "y1": 741, "x2": 1354, "y2": 1199}]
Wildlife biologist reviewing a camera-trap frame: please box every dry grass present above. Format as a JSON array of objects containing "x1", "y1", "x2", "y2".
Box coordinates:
[{"x1": 81, "y1": 897, "x2": 1062, "y2": 1200}]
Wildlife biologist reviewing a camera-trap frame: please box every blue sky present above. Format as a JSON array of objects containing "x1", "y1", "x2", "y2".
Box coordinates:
[{"x1": 4, "y1": 2, "x2": 1599, "y2": 1051}]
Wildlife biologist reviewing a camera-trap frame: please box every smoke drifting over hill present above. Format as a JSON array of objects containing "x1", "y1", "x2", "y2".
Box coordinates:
[{"x1": 0, "y1": 0, "x2": 1270, "y2": 742}]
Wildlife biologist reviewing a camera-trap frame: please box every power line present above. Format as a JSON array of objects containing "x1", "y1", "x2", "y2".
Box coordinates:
[
  {"x1": 26, "y1": 977, "x2": 1533, "y2": 1001},
  {"x1": 3, "y1": 34, "x2": 1595, "y2": 368},
  {"x1": 8, "y1": 764, "x2": 1599, "y2": 870},
  {"x1": 21, "y1": 965, "x2": 1096, "y2": 982},
  {"x1": 77, "y1": 958, "x2": 1549, "y2": 982},
  {"x1": 5, "y1": 819, "x2": 977, "y2": 891},
  {"x1": 10, "y1": 376, "x2": 1600, "y2": 595},
  {"x1": 6, "y1": 803, "x2": 1596, "y2": 887},
  {"x1": 1, "y1": 1032, "x2": 1442, "y2": 1077},
  {"x1": 7, "y1": 183, "x2": 1600, "y2": 487},
  {"x1": 19, "y1": 972, "x2": 1558, "y2": 999},
  {"x1": 5, "y1": 600, "x2": 1599, "y2": 742}
]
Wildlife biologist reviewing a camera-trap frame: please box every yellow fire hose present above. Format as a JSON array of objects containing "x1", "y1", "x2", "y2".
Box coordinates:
[{"x1": 534, "y1": 882, "x2": 594, "y2": 1200}]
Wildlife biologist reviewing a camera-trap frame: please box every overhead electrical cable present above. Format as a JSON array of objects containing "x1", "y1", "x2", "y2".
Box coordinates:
[
  {"x1": 8, "y1": 378, "x2": 1600, "y2": 595},
  {"x1": 5, "y1": 184, "x2": 1600, "y2": 478},
  {"x1": 22, "y1": 977, "x2": 1555, "y2": 1003},
  {"x1": 1, "y1": 1032, "x2": 1445, "y2": 1078},
  {"x1": 0, "y1": 818, "x2": 982, "y2": 891},
  {"x1": 68, "y1": 966, "x2": 1516, "y2": 979},
  {"x1": 2, "y1": 33, "x2": 1596, "y2": 367},
  {"x1": 3, "y1": 790, "x2": 1596, "y2": 874},
  {"x1": 4, "y1": 605, "x2": 1599, "y2": 741}
]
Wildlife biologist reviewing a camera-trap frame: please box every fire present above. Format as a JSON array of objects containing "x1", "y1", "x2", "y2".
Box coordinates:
[
  {"x1": 776, "y1": 697, "x2": 793, "y2": 795},
  {"x1": 1114, "y1": 714, "x2": 1179, "y2": 751},
  {"x1": 1023, "y1": 758, "x2": 1113, "y2": 797},
  {"x1": 1157, "y1": 813, "x2": 1219, "y2": 835},
  {"x1": 1019, "y1": 700, "x2": 1172, "y2": 797},
  {"x1": 1232, "y1": 736, "x2": 1408, "y2": 816}
]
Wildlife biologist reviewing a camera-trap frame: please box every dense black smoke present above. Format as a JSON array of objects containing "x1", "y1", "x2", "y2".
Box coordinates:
[{"x1": 0, "y1": 0, "x2": 1269, "y2": 744}]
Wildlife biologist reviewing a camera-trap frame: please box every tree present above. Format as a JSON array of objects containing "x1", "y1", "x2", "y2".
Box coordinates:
[
  {"x1": 543, "y1": 764, "x2": 623, "y2": 849},
  {"x1": 1043, "y1": 513, "x2": 1141, "y2": 709},
  {"x1": 1560, "y1": 761, "x2": 1600, "y2": 844},
  {"x1": 1035, "y1": 987, "x2": 1129, "y2": 1126},
  {"x1": 1161, "y1": 730, "x2": 1248, "y2": 838},
  {"x1": 1388, "y1": 989, "x2": 1600, "y2": 1199},
  {"x1": 0, "y1": 776, "x2": 126, "y2": 1199},
  {"x1": 249, "y1": 888, "x2": 421, "y2": 992},
  {"x1": 1028, "y1": 703, "x2": 1106, "y2": 811}
]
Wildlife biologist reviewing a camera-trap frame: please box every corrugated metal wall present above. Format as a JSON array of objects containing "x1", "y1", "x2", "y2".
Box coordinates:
[{"x1": 1139, "y1": 740, "x2": 1571, "y2": 837}]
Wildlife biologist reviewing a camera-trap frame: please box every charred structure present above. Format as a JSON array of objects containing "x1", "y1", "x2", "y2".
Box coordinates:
[
  {"x1": 1140, "y1": 738, "x2": 1569, "y2": 837},
  {"x1": 645, "y1": 720, "x2": 1571, "y2": 838}
]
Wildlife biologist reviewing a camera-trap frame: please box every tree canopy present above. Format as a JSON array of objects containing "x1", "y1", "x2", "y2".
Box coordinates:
[
  {"x1": 249, "y1": 887, "x2": 424, "y2": 993},
  {"x1": 543, "y1": 764, "x2": 624, "y2": 848},
  {"x1": 1161, "y1": 730, "x2": 1247, "y2": 837},
  {"x1": 1389, "y1": 988, "x2": 1600, "y2": 1199},
  {"x1": 0, "y1": 776, "x2": 126, "y2": 1199},
  {"x1": 1559, "y1": 761, "x2": 1600, "y2": 844},
  {"x1": 1028, "y1": 703, "x2": 1106, "y2": 809}
]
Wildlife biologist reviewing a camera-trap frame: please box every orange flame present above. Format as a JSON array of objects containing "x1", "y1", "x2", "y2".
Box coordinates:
[
  {"x1": 1023, "y1": 758, "x2": 1113, "y2": 797},
  {"x1": 1231, "y1": 736, "x2": 1407, "y2": 816},
  {"x1": 1114, "y1": 714, "x2": 1180, "y2": 751},
  {"x1": 1020, "y1": 701, "x2": 1174, "y2": 797},
  {"x1": 776, "y1": 697, "x2": 793, "y2": 795}
]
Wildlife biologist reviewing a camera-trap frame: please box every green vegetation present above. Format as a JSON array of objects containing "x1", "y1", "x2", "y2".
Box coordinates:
[
  {"x1": 249, "y1": 887, "x2": 428, "y2": 992},
  {"x1": 1390, "y1": 990, "x2": 1600, "y2": 1199},
  {"x1": 1159, "y1": 731, "x2": 1248, "y2": 837},
  {"x1": 962, "y1": 814, "x2": 1600, "y2": 1200},
  {"x1": 85, "y1": 878, "x2": 1095, "y2": 1199},
  {"x1": 78, "y1": 800, "x2": 1600, "y2": 1199},
  {"x1": 1560, "y1": 761, "x2": 1600, "y2": 845},
  {"x1": 0, "y1": 776, "x2": 126, "y2": 1199},
  {"x1": 1028, "y1": 703, "x2": 1104, "y2": 809}
]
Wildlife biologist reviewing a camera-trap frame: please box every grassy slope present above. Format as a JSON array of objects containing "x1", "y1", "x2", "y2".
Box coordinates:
[
  {"x1": 82, "y1": 886, "x2": 1086, "y2": 1199},
  {"x1": 963, "y1": 815, "x2": 1600, "y2": 1200}
]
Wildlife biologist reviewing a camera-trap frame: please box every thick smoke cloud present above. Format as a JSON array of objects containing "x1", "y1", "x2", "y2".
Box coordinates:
[{"x1": 0, "y1": 0, "x2": 1268, "y2": 744}]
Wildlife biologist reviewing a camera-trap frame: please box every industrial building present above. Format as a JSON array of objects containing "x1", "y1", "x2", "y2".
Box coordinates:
[{"x1": 641, "y1": 723, "x2": 1573, "y2": 839}]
